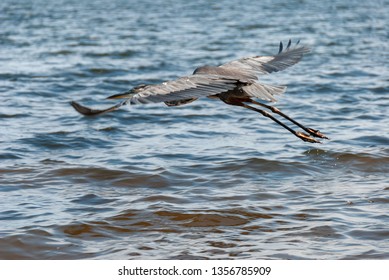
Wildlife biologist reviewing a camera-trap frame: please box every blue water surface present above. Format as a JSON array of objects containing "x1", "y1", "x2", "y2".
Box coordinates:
[{"x1": 0, "y1": 0, "x2": 388, "y2": 259}]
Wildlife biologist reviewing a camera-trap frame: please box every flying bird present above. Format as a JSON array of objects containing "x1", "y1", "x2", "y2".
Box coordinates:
[{"x1": 71, "y1": 40, "x2": 328, "y2": 143}]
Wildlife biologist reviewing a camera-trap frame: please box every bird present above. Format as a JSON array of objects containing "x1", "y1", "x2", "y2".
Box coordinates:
[{"x1": 71, "y1": 39, "x2": 328, "y2": 143}]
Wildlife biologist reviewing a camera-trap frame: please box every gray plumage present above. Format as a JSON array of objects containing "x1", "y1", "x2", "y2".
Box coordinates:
[{"x1": 70, "y1": 40, "x2": 327, "y2": 143}]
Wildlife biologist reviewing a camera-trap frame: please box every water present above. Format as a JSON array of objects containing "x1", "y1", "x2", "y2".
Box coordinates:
[{"x1": 0, "y1": 0, "x2": 388, "y2": 259}]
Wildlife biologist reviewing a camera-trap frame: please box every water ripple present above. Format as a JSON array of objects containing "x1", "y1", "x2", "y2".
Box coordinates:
[{"x1": 1, "y1": 0, "x2": 388, "y2": 260}]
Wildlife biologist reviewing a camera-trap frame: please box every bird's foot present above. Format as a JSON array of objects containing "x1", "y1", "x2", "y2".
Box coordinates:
[
  {"x1": 296, "y1": 132, "x2": 322, "y2": 143},
  {"x1": 306, "y1": 128, "x2": 329, "y2": 139}
]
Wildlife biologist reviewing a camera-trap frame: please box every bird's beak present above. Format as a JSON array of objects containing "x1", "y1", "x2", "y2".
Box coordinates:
[{"x1": 106, "y1": 91, "x2": 133, "y2": 99}]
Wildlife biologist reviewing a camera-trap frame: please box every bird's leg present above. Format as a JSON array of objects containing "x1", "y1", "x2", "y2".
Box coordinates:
[
  {"x1": 248, "y1": 100, "x2": 328, "y2": 139},
  {"x1": 236, "y1": 102, "x2": 320, "y2": 143}
]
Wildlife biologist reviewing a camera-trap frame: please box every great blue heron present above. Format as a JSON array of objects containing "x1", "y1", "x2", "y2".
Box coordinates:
[{"x1": 71, "y1": 40, "x2": 328, "y2": 143}]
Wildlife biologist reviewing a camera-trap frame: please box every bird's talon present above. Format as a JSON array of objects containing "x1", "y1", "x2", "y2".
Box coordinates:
[
  {"x1": 306, "y1": 128, "x2": 329, "y2": 139},
  {"x1": 297, "y1": 132, "x2": 321, "y2": 143}
]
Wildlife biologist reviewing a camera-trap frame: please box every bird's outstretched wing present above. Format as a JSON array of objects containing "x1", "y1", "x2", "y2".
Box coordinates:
[
  {"x1": 71, "y1": 74, "x2": 238, "y2": 116},
  {"x1": 128, "y1": 74, "x2": 237, "y2": 104},
  {"x1": 220, "y1": 40, "x2": 310, "y2": 81}
]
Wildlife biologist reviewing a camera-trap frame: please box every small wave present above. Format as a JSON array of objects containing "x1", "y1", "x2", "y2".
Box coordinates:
[
  {"x1": 133, "y1": 195, "x2": 191, "y2": 204},
  {"x1": 0, "y1": 153, "x2": 23, "y2": 160},
  {"x1": 85, "y1": 49, "x2": 137, "y2": 58},
  {"x1": 70, "y1": 194, "x2": 117, "y2": 205},
  {"x1": 19, "y1": 132, "x2": 112, "y2": 150},
  {"x1": 41, "y1": 50, "x2": 75, "y2": 56},
  {"x1": 304, "y1": 148, "x2": 389, "y2": 173},
  {"x1": 347, "y1": 229, "x2": 389, "y2": 241},
  {"x1": 211, "y1": 157, "x2": 321, "y2": 176},
  {"x1": 49, "y1": 166, "x2": 170, "y2": 188},
  {"x1": 87, "y1": 68, "x2": 119, "y2": 75},
  {"x1": 154, "y1": 209, "x2": 267, "y2": 227},
  {"x1": 59, "y1": 222, "x2": 110, "y2": 238},
  {"x1": 350, "y1": 135, "x2": 389, "y2": 146},
  {"x1": 0, "y1": 113, "x2": 30, "y2": 119}
]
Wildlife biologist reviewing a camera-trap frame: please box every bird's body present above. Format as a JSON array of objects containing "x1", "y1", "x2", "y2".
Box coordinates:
[{"x1": 71, "y1": 40, "x2": 328, "y2": 143}]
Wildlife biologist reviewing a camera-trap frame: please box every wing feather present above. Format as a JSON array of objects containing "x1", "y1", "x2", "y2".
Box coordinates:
[
  {"x1": 129, "y1": 74, "x2": 237, "y2": 104},
  {"x1": 241, "y1": 83, "x2": 286, "y2": 101},
  {"x1": 220, "y1": 40, "x2": 309, "y2": 80}
]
